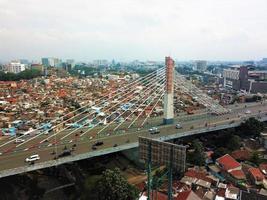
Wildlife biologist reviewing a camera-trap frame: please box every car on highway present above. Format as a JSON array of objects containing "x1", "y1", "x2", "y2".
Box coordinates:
[
  {"x1": 245, "y1": 110, "x2": 251, "y2": 114},
  {"x1": 175, "y1": 124, "x2": 182, "y2": 129},
  {"x1": 94, "y1": 141, "x2": 104, "y2": 146},
  {"x1": 14, "y1": 138, "x2": 25, "y2": 144},
  {"x1": 25, "y1": 154, "x2": 40, "y2": 162},
  {"x1": 149, "y1": 127, "x2": 160, "y2": 134},
  {"x1": 92, "y1": 146, "x2": 97, "y2": 150},
  {"x1": 58, "y1": 150, "x2": 71, "y2": 158}
]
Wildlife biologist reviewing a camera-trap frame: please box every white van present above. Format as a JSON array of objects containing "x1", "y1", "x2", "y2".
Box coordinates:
[{"x1": 25, "y1": 154, "x2": 40, "y2": 162}]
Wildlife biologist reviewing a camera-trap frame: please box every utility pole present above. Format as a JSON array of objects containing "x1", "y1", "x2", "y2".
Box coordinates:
[
  {"x1": 147, "y1": 142, "x2": 152, "y2": 200},
  {"x1": 168, "y1": 146, "x2": 173, "y2": 200}
]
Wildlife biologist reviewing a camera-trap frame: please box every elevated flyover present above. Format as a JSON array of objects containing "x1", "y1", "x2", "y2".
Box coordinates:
[{"x1": 0, "y1": 102, "x2": 266, "y2": 178}]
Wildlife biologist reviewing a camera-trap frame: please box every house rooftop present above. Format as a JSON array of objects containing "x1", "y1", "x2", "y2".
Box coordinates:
[
  {"x1": 229, "y1": 169, "x2": 246, "y2": 180},
  {"x1": 217, "y1": 154, "x2": 241, "y2": 171},
  {"x1": 248, "y1": 167, "x2": 265, "y2": 182}
]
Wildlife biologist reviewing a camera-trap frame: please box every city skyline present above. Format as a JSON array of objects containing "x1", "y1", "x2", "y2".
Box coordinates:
[{"x1": 0, "y1": 0, "x2": 267, "y2": 61}]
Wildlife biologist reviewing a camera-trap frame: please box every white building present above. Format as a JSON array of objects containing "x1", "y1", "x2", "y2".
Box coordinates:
[{"x1": 7, "y1": 62, "x2": 27, "y2": 73}]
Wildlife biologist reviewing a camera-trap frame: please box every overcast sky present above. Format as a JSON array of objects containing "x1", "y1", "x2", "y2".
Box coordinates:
[{"x1": 0, "y1": 0, "x2": 267, "y2": 62}]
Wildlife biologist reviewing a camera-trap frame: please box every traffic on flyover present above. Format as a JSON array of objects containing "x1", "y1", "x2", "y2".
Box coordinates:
[{"x1": 0, "y1": 101, "x2": 265, "y2": 175}]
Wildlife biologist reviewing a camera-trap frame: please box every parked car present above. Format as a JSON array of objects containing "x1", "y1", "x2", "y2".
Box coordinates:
[{"x1": 25, "y1": 154, "x2": 40, "y2": 162}]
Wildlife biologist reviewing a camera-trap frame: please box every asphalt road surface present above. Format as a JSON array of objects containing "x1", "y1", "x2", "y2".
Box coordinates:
[{"x1": 0, "y1": 102, "x2": 266, "y2": 172}]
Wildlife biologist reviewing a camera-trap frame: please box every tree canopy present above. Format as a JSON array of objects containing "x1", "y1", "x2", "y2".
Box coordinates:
[
  {"x1": 239, "y1": 117, "x2": 264, "y2": 137},
  {"x1": 187, "y1": 139, "x2": 206, "y2": 166},
  {"x1": 0, "y1": 69, "x2": 42, "y2": 81},
  {"x1": 83, "y1": 168, "x2": 139, "y2": 200}
]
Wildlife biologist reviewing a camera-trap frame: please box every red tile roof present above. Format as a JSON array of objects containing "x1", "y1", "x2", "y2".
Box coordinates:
[
  {"x1": 248, "y1": 168, "x2": 265, "y2": 182},
  {"x1": 217, "y1": 154, "x2": 241, "y2": 171},
  {"x1": 229, "y1": 169, "x2": 246, "y2": 180},
  {"x1": 217, "y1": 188, "x2": 226, "y2": 197},
  {"x1": 135, "y1": 181, "x2": 146, "y2": 191},
  {"x1": 175, "y1": 191, "x2": 191, "y2": 200},
  {"x1": 175, "y1": 190, "x2": 201, "y2": 200},
  {"x1": 144, "y1": 191, "x2": 168, "y2": 200},
  {"x1": 231, "y1": 149, "x2": 250, "y2": 161},
  {"x1": 184, "y1": 169, "x2": 213, "y2": 183}
]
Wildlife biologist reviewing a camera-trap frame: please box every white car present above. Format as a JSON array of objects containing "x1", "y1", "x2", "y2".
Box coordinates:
[
  {"x1": 14, "y1": 138, "x2": 25, "y2": 144},
  {"x1": 245, "y1": 110, "x2": 251, "y2": 114},
  {"x1": 149, "y1": 127, "x2": 160, "y2": 134},
  {"x1": 175, "y1": 124, "x2": 183, "y2": 129},
  {"x1": 25, "y1": 154, "x2": 40, "y2": 162}
]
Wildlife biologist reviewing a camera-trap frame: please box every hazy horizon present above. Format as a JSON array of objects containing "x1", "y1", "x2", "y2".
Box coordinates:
[{"x1": 0, "y1": 0, "x2": 267, "y2": 61}]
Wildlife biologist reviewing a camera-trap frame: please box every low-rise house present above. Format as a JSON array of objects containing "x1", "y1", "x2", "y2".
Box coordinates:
[
  {"x1": 231, "y1": 149, "x2": 251, "y2": 161},
  {"x1": 203, "y1": 191, "x2": 215, "y2": 200},
  {"x1": 229, "y1": 169, "x2": 246, "y2": 181},
  {"x1": 175, "y1": 190, "x2": 202, "y2": 200},
  {"x1": 225, "y1": 186, "x2": 239, "y2": 200},
  {"x1": 239, "y1": 190, "x2": 267, "y2": 200},
  {"x1": 259, "y1": 188, "x2": 267, "y2": 196},
  {"x1": 180, "y1": 176, "x2": 197, "y2": 186},
  {"x1": 248, "y1": 167, "x2": 265, "y2": 185},
  {"x1": 195, "y1": 179, "x2": 211, "y2": 189},
  {"x1": 216, "y1": 154, "x2": 241, "y2": 173}
]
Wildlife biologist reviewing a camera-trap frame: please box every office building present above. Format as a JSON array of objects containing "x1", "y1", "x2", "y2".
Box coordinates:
[
  {"x1": 93, "y1": 60, "x2": 108, "y2": 66},
  {"x1": 223, "y1": 65, "x2": 267, "y2": 93},
  {"x1": 194, "y1": 60, "x2": 207, "y2": 72},
  {"x1": 41, "y1": 58, "x2": 61, "y2": 67}
]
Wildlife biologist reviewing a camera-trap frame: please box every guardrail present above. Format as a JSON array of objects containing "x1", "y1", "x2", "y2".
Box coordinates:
[{"x1": 0, "y1": 115, "x2": 266, "y2": 178}]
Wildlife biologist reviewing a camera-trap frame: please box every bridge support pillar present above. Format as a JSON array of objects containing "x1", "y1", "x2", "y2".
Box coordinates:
[{"x1": 163, "y1": 56, "x2": 174, "y2": 125}]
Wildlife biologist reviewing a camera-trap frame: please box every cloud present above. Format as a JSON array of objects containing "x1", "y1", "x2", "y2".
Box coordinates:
[{"x1": 0, "y1": 0, "x2": 267, "y2": 61}]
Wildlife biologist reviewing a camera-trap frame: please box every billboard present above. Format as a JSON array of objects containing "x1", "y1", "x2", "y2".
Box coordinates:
[{"x1": 139, "y1": 137, "x2": 186, "y2": 172}]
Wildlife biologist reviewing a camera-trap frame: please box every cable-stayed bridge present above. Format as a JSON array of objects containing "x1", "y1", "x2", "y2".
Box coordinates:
[{"x1": 0, "y1": 56, "x2": 266, "y2": 178}]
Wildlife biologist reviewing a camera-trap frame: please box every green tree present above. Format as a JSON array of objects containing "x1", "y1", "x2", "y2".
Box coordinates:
[
  {"x1": 187, "y1": 139, "x2": 206, "y2": 166},
  {"x1": 95, "y1": 168, "x2": 139, "y2": 200},
  {"x1": 226, "y1": 135, "x2": 241, "y2": 151},
  {"x1": 250, "y1": 151, "x2": 260, "y2": 165},
  {"x1": 0, "y1": 69, "x2": 42, "y2": 81},
  {"x1": 151, "y1": 168, "x2": 167, "y2": 190},
  {"x1": 239, "y1": 117, "x2": 264, "y2": 137},
  {"x1": 211, "y1": 147, "x2": 229, "y2": 161},
  {"x1": 82, "y1": 175, "x2": 101, "y2": 200}
]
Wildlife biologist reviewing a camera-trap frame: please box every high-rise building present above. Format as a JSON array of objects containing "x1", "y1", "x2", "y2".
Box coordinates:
[
  {"x1": 41, "y1": 57, "x2": 61, "y2": 67},
  {"x1": 262, "y1": 58, "x2": 267, "y2": 63},
  {"x1": 194, "y1": 60, "x2": 207, "y2": 72},
  {"x1": 66, "y1": 59, "x2": 75, "y2": 68},
  {"x1": 223, "y1": 65, "x2": 267, "y2": 93},
  {"x1": 41, "y1": 58, "x2": 49, "y2": 67},
  {"x1": 93, "y1": 59, "x2": 108, "y2": 66}
]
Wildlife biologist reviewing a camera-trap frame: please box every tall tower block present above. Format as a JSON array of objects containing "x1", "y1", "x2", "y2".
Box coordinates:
[{"x1": 163, "y1": 56, "x2": 174, "y2": 124}]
